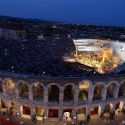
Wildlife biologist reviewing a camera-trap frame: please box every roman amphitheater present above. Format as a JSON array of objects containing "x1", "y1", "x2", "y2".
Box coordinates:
[
  {"x1": 0, "y1": 39, "x2": 125, "y2": 122},
  {"x1": 0, "y1": 71, "x2": 125, "y2": 121}
]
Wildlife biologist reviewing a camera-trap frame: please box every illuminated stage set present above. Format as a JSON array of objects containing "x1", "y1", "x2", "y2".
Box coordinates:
[{"x1": 64, "y1": 39, "x2": 125, "y2": 74}]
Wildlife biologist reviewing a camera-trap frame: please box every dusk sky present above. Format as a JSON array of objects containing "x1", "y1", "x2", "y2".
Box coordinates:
[{"x1": 0, "y1": 0, "x2": 125, "y2": 26}]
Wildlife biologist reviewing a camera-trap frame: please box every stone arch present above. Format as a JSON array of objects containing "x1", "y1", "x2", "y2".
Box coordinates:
[
  {"x1": 107, "y1": 81, "x2": 119, "y2": 87},
  {"x1": 31, "y1": 82, "x2": 45, "y2": 89},
  {"x1": 118, "y1": 80, "x2": 125, "y2": 97},
  {"x1": 48, "y1": 83, "x2": 60, "y2": 102},
  {"x1": 4, "y1": 78, "x2": 15, "y2": 96},
  {"x1": 107, "y1": 81, "x2": 119, "y2": 98},
  {"x1": 64, "y1": 82, "x2": 76, "y2": 87},
  {"x1": 93, "y1": 82, "x2": 105, "y2": 100},
  {"x1": 93, "y1": 82, "x2": 106, "y2": 88},
  {"x1": 17, "y1": 80, "x2": 29, "y2": 87},
  {"x1": 78, "y1": 80, "x2": 91, "y2": 101},
  {"x1": 3, "y1": 78, "x2": 14, "y2": 84},
  {"x1": 18, "y1": 80, "x2": 29, "y2": 99},
  {"x1": 120, "y1": 79, "x2": 125, "y2": 85},
  {"x1": 32, "y1": 82, "x2": 44, "y2": 100},
  {"x1": 47, "y1": 83, "x2": 61, "y2": 90},
  {"x1": 34, "y1": 106, "x2": 45, "y2": 119},
  {"x1": 64, "y1": 83, "x2": 75, "y2": 101},
  {"x1": 78, "y1": 80, "x2": 93, "y2": 88}
]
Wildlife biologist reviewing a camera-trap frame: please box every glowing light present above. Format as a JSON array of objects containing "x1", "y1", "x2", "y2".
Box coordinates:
[
  {"x1": 79, "y1": 81, "x2": 90, "y2": 89},
  {"x1": 64, "y1": 39, "x2": 123, "y2": 74}
]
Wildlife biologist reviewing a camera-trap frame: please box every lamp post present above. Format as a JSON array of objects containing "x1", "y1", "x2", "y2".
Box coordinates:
[{"x1": 71, "y1": 116, "x2": 76, "y2": 125}]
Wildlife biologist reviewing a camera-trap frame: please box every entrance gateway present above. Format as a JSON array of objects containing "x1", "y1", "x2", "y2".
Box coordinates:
[
  {"x1": 48, "y1": 109, "x2": 58, "y2": 121},
  {"x1": 77, "y1": 108, "x2": 86, "y2": 121},
  {"x1": 63, "y1": 109, "x2": 72, "y2": 122},
  {"x1": 90, "y1": 106, "x2": 101, "y2": 119}
]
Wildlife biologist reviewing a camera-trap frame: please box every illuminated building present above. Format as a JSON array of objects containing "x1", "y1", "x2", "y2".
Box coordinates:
[{"x1": 0, "y1": 27, "x2": 26, "y2": 40}]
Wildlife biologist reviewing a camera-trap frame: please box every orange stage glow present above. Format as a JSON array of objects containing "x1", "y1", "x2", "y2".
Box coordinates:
[{"x1": 74, "y1": 47, "x2": 120, "y2": 74}]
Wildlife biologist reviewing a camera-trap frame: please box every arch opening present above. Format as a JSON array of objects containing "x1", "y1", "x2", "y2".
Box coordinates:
[
  {"x1": 79, "y1": 81, "x2": 90, "y2": 102},
  {"x1": 64, "y1": 85, "x2": 74, "y2": 102},
  {"x1": 93, "y1": 84, "x2": 104, "y2": 100},
  {"x1": 19, "y1": 82, "x2": 29, "y2": 99},
  {"x1": 33, "y1": 83, "x2": 44, "y2": 100},
  {"x1": 35, "y1": 107, "x2": 45, "y2": 120},
  {"x1": 48, "y1": 109, "x2": 58, "y2": 118},
  {"x1": 118, "y1": 82, "x2": 125, "y2": 97},
  {"x1": 76, "y1": 107, "x2": 86, "y2": 121},
  {"x1": 48, "y1": 85, "x2": 59, "y2": 103},
  {"x1": 63, "y1": 109, "x2": 72, "y2": 122},
  {"x1": 107, "y1": 83, "x2": 117, "y2": 98},
  {"x1": 21, "y1": 106, "x2": 31, "y2": 116},
  {"x1": 6, "y1": 80, "x2": 15, "y2": 96}
]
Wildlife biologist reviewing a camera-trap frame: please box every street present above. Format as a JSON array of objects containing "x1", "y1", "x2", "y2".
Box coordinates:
[{"x1": 0, "y1": 112, "x2": 125, "y2": 125}]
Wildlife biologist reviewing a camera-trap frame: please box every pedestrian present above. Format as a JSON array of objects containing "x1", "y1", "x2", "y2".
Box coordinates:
[{"x1": 86, "y1": 114, "x2": 90, "y2": 122}]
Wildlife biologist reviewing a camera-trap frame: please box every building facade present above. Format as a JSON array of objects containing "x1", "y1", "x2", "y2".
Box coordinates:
[
  {"x1": 0, "y1": 28, "x2": 26, "y2": 40},
  {"x1": 0, "y1": 71, "x2": 125, "y2": 121}
]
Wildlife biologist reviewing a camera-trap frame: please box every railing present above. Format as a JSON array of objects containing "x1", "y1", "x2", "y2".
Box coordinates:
[{"x1": 63, "y1": 100, "x2": 74, "y2": 105}]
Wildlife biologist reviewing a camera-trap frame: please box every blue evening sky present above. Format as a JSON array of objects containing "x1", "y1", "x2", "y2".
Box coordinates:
[{"x1": 0, "y1": 0, "x2": 125, "y2": 26}]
